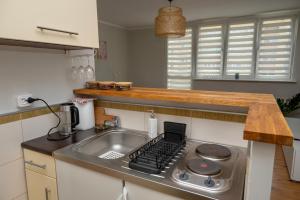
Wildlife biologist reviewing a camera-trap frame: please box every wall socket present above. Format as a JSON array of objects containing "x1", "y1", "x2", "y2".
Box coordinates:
[{"x1": 17, "y1": 94, "x2": 32, "y2": 107}]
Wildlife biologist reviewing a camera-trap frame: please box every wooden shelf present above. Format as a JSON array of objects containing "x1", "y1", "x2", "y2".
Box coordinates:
[{"x1": 74, "y1": 87, "x2": 293, "y2": 146}]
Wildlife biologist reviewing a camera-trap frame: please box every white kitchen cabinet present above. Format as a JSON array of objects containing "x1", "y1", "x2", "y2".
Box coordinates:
[
  {"x1": 56, "y1": 160, "x2": 123, "y2": 200},
  {"x1": 23, "y1": 149, "x2": 59, "y2": 200},
  {"x1": 0, "y1": 0, "x2": 99, "y2": 48},
  {"x1": 125, "y1": 181, "x2": 184, "y2": 200},
  {"x1": 26, "y1": 169, "x2": 58, "y2": 200}
]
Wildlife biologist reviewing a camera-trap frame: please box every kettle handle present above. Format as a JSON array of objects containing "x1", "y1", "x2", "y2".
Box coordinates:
[{"x1": 71, "y1": 106, "x2": 80, "y2": 128}]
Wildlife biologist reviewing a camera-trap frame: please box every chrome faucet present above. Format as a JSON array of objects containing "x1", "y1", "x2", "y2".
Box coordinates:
[{"x1": 104, "y1": 116, "x2": 121, "y2": 129}]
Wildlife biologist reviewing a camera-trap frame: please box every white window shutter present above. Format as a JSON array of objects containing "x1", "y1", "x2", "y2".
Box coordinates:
[
  {"x1": 167, "y1": 29, "x2": 192, "y2": 89},
  {"x1": 196, "y1": 25, "x2": 224, "y2": 79},
  {"x1": 226, "y1": 22, "x2": 255, "y2": 79},
  {"x1": 256, "y1": 18, "x2": 294, "y2": 80}
]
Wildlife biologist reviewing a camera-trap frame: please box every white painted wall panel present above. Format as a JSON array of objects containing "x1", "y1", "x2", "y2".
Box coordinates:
[
  {"x1": 0, "y1": 121, "x2": 23, "y2": 165},
  {"x1": 191, "y1": 118, "x2": 247, "y2": 147},
  {"x1": 104, "y1": 108, "x2": 246, "y2": 147},
  {"x1": 21, "y1": 113, "x2": 58, "y2": 141},
  {"x1": 105, "y1": 108, "x2": 145, "y2": 131},
  {"x1": 0, "y1": 159, "x2": 26, "y2": 200}
]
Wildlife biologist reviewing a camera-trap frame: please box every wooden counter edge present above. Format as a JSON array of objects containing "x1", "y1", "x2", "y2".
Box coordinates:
[{"x1": 73, "y1": 88, "x2": 294, "y2": 146}]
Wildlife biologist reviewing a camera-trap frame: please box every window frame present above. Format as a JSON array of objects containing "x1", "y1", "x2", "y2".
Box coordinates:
[
  {"x1": 190, "y1": 12, "x2": 299, "y2": 82},
  {"x1": 255, "y1": 15, "x2": 298, "y2": 81},
  {"x1": 166, "y1": 28, "x2": 193, "y2": 90},
  {"x1": 195, "y1": 23, "x2": 226, "y2": 80},
  {"x1": 223, "y1": 19, "x2": 258, "y2": 80}
]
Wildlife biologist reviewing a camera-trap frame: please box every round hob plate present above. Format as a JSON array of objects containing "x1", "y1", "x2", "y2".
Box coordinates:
[
  {"x1": 186, "y1": 158, "x2": 222, "y2": 176},
  {"x1": 196, "y1": 144, "x2": 231, "y2": 160}
]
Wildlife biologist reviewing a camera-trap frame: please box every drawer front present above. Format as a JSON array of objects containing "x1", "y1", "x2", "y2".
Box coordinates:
[
  {"x1": 26, "y1": 169, "x2": 58, "y2": 200},
  {"x1": 23, "y1": 149, "x2": 56, "y2": 178}
]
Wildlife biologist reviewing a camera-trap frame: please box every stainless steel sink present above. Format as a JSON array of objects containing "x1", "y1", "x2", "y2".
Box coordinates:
[{"x1": 72, "y1": 129, "x2": 148, "y2": 159}]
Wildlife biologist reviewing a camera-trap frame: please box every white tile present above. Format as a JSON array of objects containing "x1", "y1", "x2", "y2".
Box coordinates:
[
  {"x1": 191, "y1": 118, "x2": 247, "y2": 147},
  {"x1": 144, "y1": 113, "x2": 192, "y2": 138},
  {"x1": 105, "y1": 108, "x2": 145, "y2": 131},
  {"x1": 0, "y1": 159, "x2": 26, "y2": 200},
  {"x1": 21, "y1": 113, "x2": 58, "y2": 141},
  {"x1": 13, "y1": 193, "x2": 27, "y2": 200},
  {"x1": 0, "y1": 121, "x2": 23, "y2": 166}
]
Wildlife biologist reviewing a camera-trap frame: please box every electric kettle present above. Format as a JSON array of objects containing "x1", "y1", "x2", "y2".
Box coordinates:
[{"x1": 59, "y1": 103, "x2": 79, "y2": 135}]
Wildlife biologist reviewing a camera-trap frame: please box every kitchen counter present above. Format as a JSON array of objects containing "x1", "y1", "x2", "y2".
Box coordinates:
[
  {"x1": 73, "y1": 87, "x2": 293, "y2": 146},
  {"x1": 21, "y1": 129, "x2": 99, "y2": 156},
  {"x1": 54, "y1": 128, "x2": 247, "y2": 200}
]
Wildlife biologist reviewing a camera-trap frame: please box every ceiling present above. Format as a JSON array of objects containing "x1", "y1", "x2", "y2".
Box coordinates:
[{"x1": 98, "y1": 0, "x2": 300, "y2": 29}]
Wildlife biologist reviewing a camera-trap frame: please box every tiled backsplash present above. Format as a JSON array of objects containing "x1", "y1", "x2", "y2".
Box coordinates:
[
  {"x1": 105, "y1": 107, "x2": 247, "y2": 147},
  {"x1": 0, "y1": 108, "x2": 58, "y2": 200},
  {"x1": 101, "y1": 100, "x2": 247, "y2": 147}
]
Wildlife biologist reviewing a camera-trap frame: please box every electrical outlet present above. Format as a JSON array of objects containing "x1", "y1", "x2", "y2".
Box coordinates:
[{"x1": 17, "y1": 94, "x2": 32, "y2": 107}]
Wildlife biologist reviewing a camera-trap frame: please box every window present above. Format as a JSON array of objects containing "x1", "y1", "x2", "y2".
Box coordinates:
[
  {"x1": 167, "y1": 29, "x2": 192, "y2": 89},
  {"x1": 197, "y1": 25, "x2": 224, "y2": 79},
  {"x1": 166, "y1": 13, "x2": 297, "y2": 85},
  {"x1": 194, "y1": 15, "x2": 297, "y2": 81},
  {"x1": 226, "y1": 22, "x2": 255, "y2": 79},
  {"x1": 256, "y1": 18, "x2": 294, "y2": 80}
]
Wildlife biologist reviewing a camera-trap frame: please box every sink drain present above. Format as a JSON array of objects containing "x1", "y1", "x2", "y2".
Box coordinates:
[{"x1": 98, "y1": 151, "x2": 125, "y2": 159}]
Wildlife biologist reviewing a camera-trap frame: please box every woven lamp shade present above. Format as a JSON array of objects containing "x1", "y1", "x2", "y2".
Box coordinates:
[{"x1": 155, "y1": 6, "x2": 186, "y2": 38}]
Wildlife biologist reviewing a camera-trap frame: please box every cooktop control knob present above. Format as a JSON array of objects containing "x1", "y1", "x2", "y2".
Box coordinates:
[
  {"x1": 179, "y1": 171, "x2": 189, "y2": 181},
  {"x1": 204, "y1": 176, "x2": 215, "y2": 187}
]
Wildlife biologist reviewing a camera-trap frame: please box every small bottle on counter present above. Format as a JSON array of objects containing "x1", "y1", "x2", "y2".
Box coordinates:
[{"x1": 148, "y1": 110, "x2": 158, "y2": 139}]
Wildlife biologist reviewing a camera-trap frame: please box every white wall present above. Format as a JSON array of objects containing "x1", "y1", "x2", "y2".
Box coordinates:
[{"x1": 0, "y1": 46, "x2": 82, "y2": 115}]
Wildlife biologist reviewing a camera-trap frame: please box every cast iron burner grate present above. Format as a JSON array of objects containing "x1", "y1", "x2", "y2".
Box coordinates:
[{"x1": 128, "y1": 133, "x2": 186, "y2": 174}]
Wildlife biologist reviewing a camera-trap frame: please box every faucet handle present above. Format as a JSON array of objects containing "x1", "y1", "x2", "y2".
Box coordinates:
[
  {"x1": 113, "y1": 116, "x2": 121, "y2": 128},
  {"x1": 104, "y1": 116, "x2": 121, "y2": 129}
]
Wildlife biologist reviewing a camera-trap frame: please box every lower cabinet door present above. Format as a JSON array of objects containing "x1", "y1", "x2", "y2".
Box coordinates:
[
  {"x1": 26, "y1": 169, "x2": 58, "y2": 200},
  {"x1": 125, "y1": 181, "x2": 184, "y2": 200},
  {"x1": 56, "y1": 160, "x2": 123, "y2": 200}
]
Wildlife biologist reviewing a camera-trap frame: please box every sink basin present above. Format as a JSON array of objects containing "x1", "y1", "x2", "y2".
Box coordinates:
[{"x1": 72, "y1": 129, "x2": 148, "y2": 159}]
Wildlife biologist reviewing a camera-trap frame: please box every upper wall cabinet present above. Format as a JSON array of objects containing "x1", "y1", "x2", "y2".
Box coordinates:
[{"x1": 0, "y1": 0, "x2": 99, "y2": 49}]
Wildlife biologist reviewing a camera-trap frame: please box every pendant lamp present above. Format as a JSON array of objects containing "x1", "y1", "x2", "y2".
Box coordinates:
[{"x1": 155, "y1": 0, "x2": 186, "y2": 38}]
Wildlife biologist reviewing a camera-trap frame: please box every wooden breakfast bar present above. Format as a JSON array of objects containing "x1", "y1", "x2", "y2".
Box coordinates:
[
  {"x1": 74, "y1": 87, "x2": 294, "y2": 200},
  {"x1": 74, "y1": 87, "x2": 293, "y2": 146}
]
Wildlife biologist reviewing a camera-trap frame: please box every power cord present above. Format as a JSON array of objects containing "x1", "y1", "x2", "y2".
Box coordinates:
[{"x1": 26, "y1": 97, "x2": 70, "y2": 141}]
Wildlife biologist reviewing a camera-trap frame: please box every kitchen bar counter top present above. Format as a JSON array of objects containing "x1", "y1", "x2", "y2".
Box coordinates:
[
  {"x1": 21, "y1": 129, "x2": 98, "y2": 156},
  {"x1": 74, "y1": 87, "x2": 293, "y2": 146}
]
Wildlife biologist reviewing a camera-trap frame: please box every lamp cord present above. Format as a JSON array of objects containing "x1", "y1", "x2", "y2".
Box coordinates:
[{"x1": 26, "y1": 97, "x2": 70, "y2": 141}]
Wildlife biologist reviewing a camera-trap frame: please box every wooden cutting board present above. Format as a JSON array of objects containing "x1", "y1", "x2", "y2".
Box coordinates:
[{"x1": 94, "y1": 107, "x2": 114, "y2": 127}]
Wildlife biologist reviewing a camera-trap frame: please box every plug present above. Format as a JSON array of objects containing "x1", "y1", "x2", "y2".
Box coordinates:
[
  {"x1": 17, "y1": 94, "x2": 33, "y2": 107},
  {"x1": 26, "y1": 97, "x2": 38, "y2": 103}
]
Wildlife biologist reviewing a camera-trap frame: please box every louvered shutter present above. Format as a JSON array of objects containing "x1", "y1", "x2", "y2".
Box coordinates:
[
  {"x1": 197, "y1": 25, "x2": 224, "y2": 79},
  {"x1": 256, "y1": 18, "x2": 294, "y2": 80},
  {"x1": 167, "y1": 29, "x2": 192, "y2": 89},
  {"x1": 226, "y1": 22, "x2": 255, "y2": 79}
]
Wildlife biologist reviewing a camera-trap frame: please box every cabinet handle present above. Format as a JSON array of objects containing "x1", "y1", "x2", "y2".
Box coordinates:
[
  {"x1": 45, "y1": 188, "x2": 50, "y2": 200},
  {"x1": 37, "y1": 26, "x2": 79, "y2": 36},
  {"x1": 25, "y1": 160, "x2": 47, "y2": 169}
]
